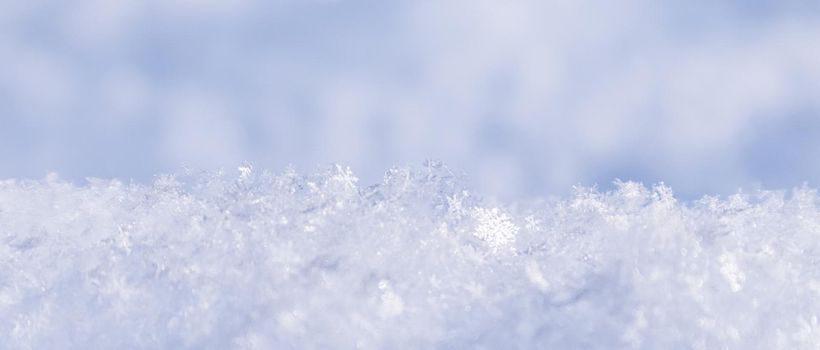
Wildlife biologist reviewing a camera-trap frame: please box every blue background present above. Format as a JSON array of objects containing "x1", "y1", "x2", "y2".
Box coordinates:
[{"x1": 2, "y1": 0, "x2": 820, "y2": 199}]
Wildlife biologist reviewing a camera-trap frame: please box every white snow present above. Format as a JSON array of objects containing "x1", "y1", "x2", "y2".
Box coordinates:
[{"x1": 1, "y1": 163, "x2": 820, "y2": 349}]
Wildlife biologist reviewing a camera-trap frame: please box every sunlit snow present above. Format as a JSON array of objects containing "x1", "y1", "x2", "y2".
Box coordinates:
[{"x1": 2, "y1": 163, "x2": 820, "y2": 349}]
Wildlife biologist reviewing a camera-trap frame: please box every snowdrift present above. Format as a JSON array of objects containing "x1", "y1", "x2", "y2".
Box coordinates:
[{"x1": 1, "y1": 163, "x2": 819, "y2": 349}]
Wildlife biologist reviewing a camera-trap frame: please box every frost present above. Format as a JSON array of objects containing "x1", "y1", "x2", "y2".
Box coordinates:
[{"x1": 1, "y1": 166, "x2": 820, "y2": 349}]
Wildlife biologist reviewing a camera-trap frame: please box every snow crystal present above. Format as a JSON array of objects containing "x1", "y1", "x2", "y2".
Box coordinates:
[
  {"x1": 470, "y1": 207, "x2": 519, "y2": 253},
  {"x1": 2, "y1": 164, "x2": 820, "y2": 349}
]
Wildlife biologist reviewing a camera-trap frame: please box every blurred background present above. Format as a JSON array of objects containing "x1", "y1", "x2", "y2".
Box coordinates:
[{"x1": 1, "y1": 0, "x2": 820, "y2": 199}]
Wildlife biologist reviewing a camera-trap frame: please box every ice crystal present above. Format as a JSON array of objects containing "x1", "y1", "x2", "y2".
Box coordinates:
[{"x1": 471, "y1": 207, "x2": 519, "y2": 253}]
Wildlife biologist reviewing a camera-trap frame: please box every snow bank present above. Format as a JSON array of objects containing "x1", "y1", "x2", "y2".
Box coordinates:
[{"x1": 2, "y1": 163, "x2": 819, "y2": 349}]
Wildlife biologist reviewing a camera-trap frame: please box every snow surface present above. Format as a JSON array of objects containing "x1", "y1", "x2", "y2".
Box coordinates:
[{"x1": 2, "y1": 163, "x2": 820, "y2": 349}]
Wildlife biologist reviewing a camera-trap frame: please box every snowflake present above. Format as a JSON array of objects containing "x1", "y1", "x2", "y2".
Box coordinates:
[
  {"x1": 447, "y1": 191, "x2": 470, "y2": 219},
  {"x1": 471, "y1": 207, "x2": 519, "y2": 253},
  {"x1": 238, "y1": 164, "x2": 253, "y2": 179},
  {"x1": 524, "y1": 215, "x2": 541, "y2": 231}
]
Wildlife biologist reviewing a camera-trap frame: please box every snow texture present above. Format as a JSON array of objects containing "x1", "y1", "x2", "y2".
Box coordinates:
[{"x1": 2, "y1": 162, "x2": 820, "y2": 349}]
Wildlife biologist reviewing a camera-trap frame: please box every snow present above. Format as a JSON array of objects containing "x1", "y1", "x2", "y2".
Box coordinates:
[{"x1": 1, "y1": 163, "x2": 820, "y2": 349}]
